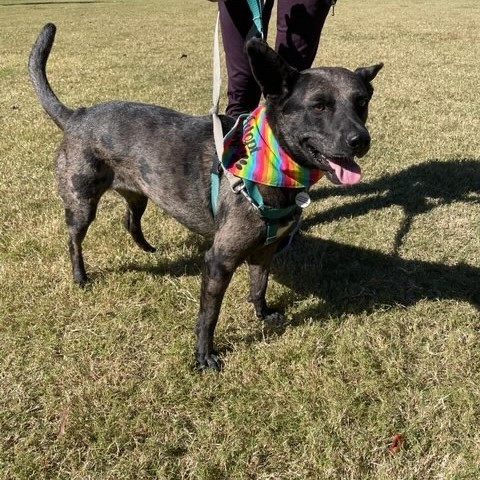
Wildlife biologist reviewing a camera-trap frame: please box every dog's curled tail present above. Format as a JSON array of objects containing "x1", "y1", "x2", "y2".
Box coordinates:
[{"x1": 28, "y1": 23, "x2": 73, "y2": 130}]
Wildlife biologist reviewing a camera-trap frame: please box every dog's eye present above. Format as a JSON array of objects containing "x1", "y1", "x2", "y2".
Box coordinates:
[{"x1": 313, "y1": 102, "x2": 326, "y2": 112}]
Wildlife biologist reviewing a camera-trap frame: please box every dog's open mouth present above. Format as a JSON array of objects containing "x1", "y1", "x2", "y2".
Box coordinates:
[{"x1": 307, "y1": 146, "x2": 362, "y2": 185}]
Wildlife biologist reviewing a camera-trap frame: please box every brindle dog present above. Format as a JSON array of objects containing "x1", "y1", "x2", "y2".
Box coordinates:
[{"x1": 29, "y1": 23, "x2": 382, "y2": 370}]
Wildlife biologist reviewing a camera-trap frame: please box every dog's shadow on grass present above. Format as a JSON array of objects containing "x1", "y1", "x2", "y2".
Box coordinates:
[
  {"x1": 270, "y1": 158, "x2": 480, "y2": 324},
  {"x1": 305, "y1": 157, "x2": 480, "y2": 254},
  {"x1": 122, "y1": 158, "x2": 479, "y2": 326},
  {"x1": 118, "y1": 236, "x2": 208, "y2": 278}
]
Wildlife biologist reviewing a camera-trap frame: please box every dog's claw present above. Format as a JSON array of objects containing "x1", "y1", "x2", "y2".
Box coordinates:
[{"x1": 195, "y1": 353, "x2": 222, "y2": 372}]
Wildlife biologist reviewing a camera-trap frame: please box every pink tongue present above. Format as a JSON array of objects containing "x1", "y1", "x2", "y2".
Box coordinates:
[{"x1": 327, "y1": 158, "x2": 362, "y2": 185}]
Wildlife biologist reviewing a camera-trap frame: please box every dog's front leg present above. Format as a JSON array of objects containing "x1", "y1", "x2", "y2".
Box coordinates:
[
  {"x1": 247, "y1": 245, "x2": 277, "y2": 319},
  {"x1": 195, "y1": 246, "x2": 237, "y2": 371}
]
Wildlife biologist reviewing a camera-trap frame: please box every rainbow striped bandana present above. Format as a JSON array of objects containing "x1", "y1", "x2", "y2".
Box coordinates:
[{"x1": 222, "y1": 105, "x2": 323, "y2": 188}]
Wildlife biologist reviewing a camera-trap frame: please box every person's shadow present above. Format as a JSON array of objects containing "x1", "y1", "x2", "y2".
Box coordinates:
[
  {"x1": 123, "y1": 158, "x2": 480, "y2": 326},
  {"x1": 270, "y1": 158, "x2": 480, "y2": 322}
]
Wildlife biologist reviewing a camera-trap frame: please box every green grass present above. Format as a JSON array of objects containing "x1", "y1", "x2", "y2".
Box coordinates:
[{"x1": 1, "y1": 0, "x2": 479, "y2": 478}]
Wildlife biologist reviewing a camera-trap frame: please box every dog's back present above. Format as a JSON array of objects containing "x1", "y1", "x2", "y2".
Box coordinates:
[{"x1": 60, "y1": 101, "x2": 224, "y2": 236}]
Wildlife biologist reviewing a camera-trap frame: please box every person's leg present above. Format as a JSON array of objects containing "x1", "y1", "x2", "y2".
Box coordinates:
[
  {"x1": 275, "y1": 0, "x2": 332, "y2": 71},
  {"x1": 219, "y1": 0, "x2": 274, "y2": 117}
]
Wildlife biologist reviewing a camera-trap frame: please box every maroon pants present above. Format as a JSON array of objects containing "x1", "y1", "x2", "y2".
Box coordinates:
[{"x1": 219, "y1": 0, "x2": 332, "y2": 117}]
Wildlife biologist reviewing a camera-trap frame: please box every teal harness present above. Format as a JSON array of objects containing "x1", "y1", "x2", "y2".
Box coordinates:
[{"x1": 210, "y1": 155, "x2": 301, "y2": 245}]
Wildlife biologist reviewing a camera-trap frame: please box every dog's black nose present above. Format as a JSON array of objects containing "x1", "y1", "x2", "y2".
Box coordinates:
[{"x1": 347, "y1": 131, "x2": 370, "y2": 155}]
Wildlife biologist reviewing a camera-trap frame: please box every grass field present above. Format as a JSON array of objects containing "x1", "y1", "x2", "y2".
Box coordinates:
[{"x1": 1, "y1": 0, "x2": 479, "y2": 478}]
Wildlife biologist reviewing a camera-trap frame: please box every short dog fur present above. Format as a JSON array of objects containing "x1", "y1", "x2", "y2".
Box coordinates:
[{"x1": 29, "y1": 23, "x2": 382, "y2": 370}]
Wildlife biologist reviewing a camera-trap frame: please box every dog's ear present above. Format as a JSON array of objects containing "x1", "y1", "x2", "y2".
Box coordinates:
[
  {"x1": 355, "y1": 63, "x2": 384, "y2": 83},
  {"x1": 246, "y1": 38, "x2": 299, "y2": 99}
]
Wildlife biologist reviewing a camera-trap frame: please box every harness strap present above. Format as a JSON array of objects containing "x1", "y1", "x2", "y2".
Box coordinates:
[
  {"x1": 210, "y1": 154, "x2": 221, "y2": 216},
  {"x1": 242, "y1": 180, "x2": 298, "y2": 220},
  {"x1": 242, "y1": 178, "x2": 300, "y2": 245},
  {"x1": 246, "y1": 0, "x2": 264, "y2": 38},
  {"x1": 211, "y1": 159, "x2": 299, "y2": 220},
  {"x1": 211, "y1": 12, "x2": 223, "y2": 156},
  {"x1": 210, "y1": 12, "x2": 246, "y2": 199}
]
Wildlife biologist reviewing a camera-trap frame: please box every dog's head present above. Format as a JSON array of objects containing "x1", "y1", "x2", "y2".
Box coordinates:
[{"x1": 246, "y1": 38, "x2": 383, "y2": 185}]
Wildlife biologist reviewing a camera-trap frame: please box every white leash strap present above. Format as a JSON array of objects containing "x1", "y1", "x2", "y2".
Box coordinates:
[
  {"x1": 211, "y1": 12, "x2": 224, "y2": 160},
  {"x1": 210, "y1": 12, "x2": 244, "y2": 193}
]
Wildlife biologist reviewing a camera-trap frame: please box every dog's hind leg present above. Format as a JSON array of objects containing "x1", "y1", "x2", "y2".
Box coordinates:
[
  {"x1": 64, "y1": 201, "x2": 98, "y2": 286},
  {"x1": 117, "y1": 190, "x2": 156, "y2": 253},
  {"x1": 56, "y1": 145, "x2": 112, "y2": 285}
]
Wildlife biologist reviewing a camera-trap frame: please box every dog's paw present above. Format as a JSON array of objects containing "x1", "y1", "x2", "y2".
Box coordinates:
[
  {"x1": 262, "y1": 311, "x2": 287, "y2": 327},
  {"x1": 73, "y1": 273, "x2": 89, "y2": 288},
  {"x1": 195, "y1": 352, "x2": 222, "y2": 372},
  {"x1": 255, "y1": 306, "x2": 285, "y2": 321}
]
